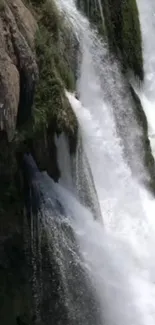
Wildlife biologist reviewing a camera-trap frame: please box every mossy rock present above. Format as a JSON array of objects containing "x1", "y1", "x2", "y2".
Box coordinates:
[
  {"x1": 104, "y1": 0, "x2": 143, "y2": 79},
  {"x1": 80, "y1": 0, "x2": 143, "y2": 80},
  {"x1": 0, "y1": 0, "x2": 78, "y2": 213},
  {"x1": 13, "y1": 0, "x2": 78, "y2": 179},
  {"x1": 0, "y1": 0, "x2": 79, "y2": 323},
  {"x1": 33, "y1": 2, "x2": 78, "y2": 144}
]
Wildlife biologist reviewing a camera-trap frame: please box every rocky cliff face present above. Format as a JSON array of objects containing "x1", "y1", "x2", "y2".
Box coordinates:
[
  {"x1": 0, "y1": 0, "x2": 78, "y2": 214},
  {"x1": 0, "y1": 0, "x2": 38, "y2": 139},
  {"x1": 0, "y1": 1, "x2": 78, "y2": 324},
  {"x1": 0, "y1": 2, "x2": 37, "y2": 324}
]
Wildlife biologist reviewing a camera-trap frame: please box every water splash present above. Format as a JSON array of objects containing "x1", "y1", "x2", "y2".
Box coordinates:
[
  {"x1": 25, "y1": 151, "x2": 155, "y2": 325},
  {"x1": 51, "y1": 176, "x2": 155, "y2": 325}
]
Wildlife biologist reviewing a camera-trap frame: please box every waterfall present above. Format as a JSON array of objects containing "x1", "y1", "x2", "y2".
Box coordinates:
[
  {"x1": 54, "y1": 0, "x2": 155, "y2": 324},
  {"x1": 136, "y1": 0, "x2": 155, "y2": 157},
  {"x1": 56, "y1": 0, "x2": 154, "y2": 189},
  {"x1": 24, "y1": 149, "x2": 155, "y2": 325},
  {"x1": 22, "y1": 0, "x2": 155, "y2": 324},
  {"x1": 23, "y1": 154, "x2": 103, "y2": 325}
]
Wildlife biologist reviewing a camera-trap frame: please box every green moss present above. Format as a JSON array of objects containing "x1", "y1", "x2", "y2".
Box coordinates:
[
  {"x1": 32, "y1": 0, "x2": 77, "y2": 138},
  {"x1": 11, "y1": 0, "x2": 78, "y2": 181},
  {"x1": 79, "y1": 0, "x2": 143, "y2": 80},
  {"x1": 40, "y1": 0, "x2": 61, "y2": 35},
  {"x1": 25, "y1": 0, "x2": 45, "y2": 7},
  {"x1": 16, "y1": 0, "x2": 78, "y2": 155},
  {"x1": 33, "y1": 23, "x2": 77, "y2": 133},
  {"x1": 103, "y1": 0, "x2": 143, "y2": 80}
]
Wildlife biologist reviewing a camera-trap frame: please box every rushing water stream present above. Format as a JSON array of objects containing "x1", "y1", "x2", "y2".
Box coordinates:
[{"x1": 25, "y1": 0, "x2": 155, "y2": 324}]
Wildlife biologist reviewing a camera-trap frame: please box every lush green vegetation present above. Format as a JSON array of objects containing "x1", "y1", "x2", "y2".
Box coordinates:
[
  {"x1": 33, "y1": 1, "x2": 76, "y2": 134},
  {"x1": 32, "y1": 0, "x2": 78, "y2": 163}
]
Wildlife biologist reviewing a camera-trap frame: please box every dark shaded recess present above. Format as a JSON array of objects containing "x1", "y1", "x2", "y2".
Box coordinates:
[
  {"x1": 8, "y1": 28, "x2": 37, "y2": 129},
  {"x1": 28, "y1": 0, "x2": 46, "y2": 7},
  {"x1": 130, "y1": 85, "x2": 155, "y2": 193},
  {"x1": 0, "y1": 231, "x2": 33, "y2": 325},
  {"x1": 68, "y1": 129, "x2": 78, "y2": 155},
  {"x1": 27, "y1": 124, "x2": 61, "y2": 182},
  {"x1": 16, "y1": 316, "x2": 27, "y2": 325},
  {"x1": 17, "y1": 68, "x2": 36, "y2": 127},
  {"x1": 20, "y1": 155, "x2": 38, "y2": 221},
  {"x1": 0, "y1": 134, "x2": 33, "y2": 324},
  {"x1": 0, "y1": 130, "x2": 11, "y2": 188},
  {"x1": 0, "y1": 233, "x2": 24, "y2": 271},
  {"x1": 0, "y1": 130, "x2": 23, "y2": 216},
  {"x1": 101, "y1": 0, "x2": 122, "y2": 49}
]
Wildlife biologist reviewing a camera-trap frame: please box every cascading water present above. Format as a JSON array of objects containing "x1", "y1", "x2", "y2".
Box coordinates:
[
  {"x1": 53, "y1": 0, "x2": 155, "y2": 324},
  {"x1": 23, "y1": 154, "x2": 103, "y2": 325},
  {"x1": 23, "y1": 1, "x2": 155, "y2": 324},
  {"x1": 56, "y1": 0, "x2": 154, "y2": 189},
  {"x1": 55, "y1": 132, "x2": 102, "y2": 221}
]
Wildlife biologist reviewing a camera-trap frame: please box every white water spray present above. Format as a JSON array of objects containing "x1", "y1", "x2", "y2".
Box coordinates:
[
  {"x1": 57, "y1": 0, "x2": 154, "y2": 187},
  {"x1": 52, "y1": 0, "x2": 155, "y2": 324},
  {"x1": 52, "y1": 181, "x2": 155, "y2": 325}
]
